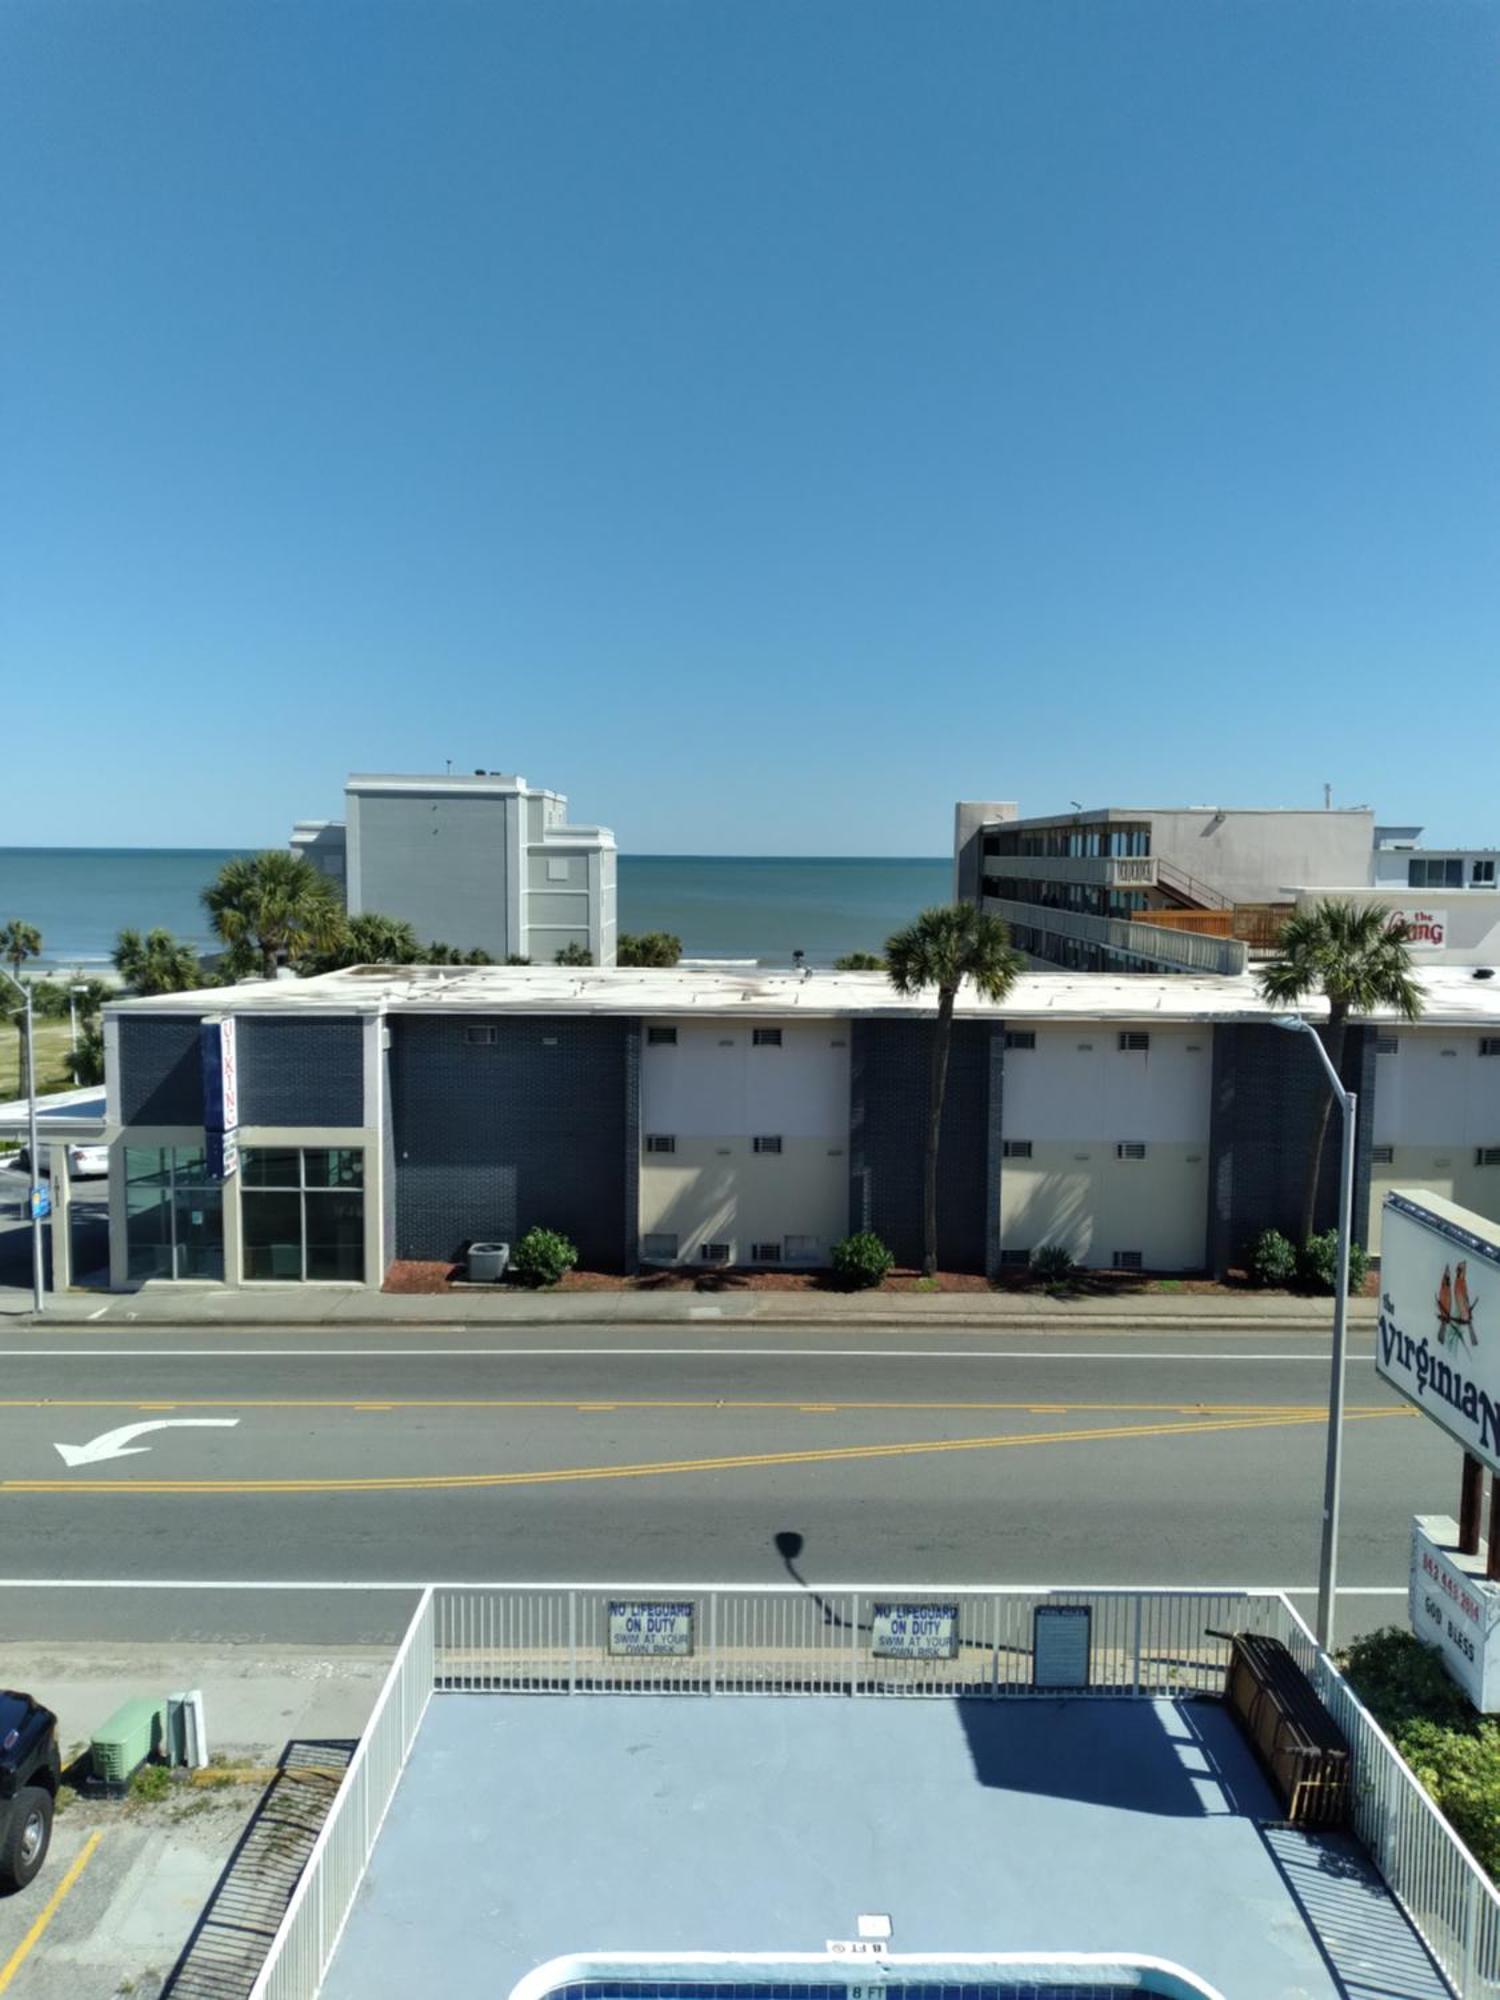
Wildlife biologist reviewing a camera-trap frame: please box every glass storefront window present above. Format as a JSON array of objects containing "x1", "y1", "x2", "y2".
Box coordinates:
[
  {"x1": 124, "y1": 1146, "x2": 224, "y2": 1281},
  {"x1": 241, "y1": 1148, "x2": 365, "y2": 1283}
]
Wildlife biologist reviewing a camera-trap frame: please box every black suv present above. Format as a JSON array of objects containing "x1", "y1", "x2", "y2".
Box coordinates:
[{"x1": 0, "y1": 1691, "x2": 60, "y2": 1892}]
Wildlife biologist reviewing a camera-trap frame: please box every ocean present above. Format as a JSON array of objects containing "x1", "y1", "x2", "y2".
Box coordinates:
[{"x1": 0, "y1": 849, "x2": 952, "y2": 970}]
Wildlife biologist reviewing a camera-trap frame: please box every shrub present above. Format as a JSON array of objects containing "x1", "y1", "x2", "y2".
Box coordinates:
[
  {"x1": 618, "y1": 932, "x2": 683, "y2": 968},
  {"x1": 830, "y1": 1231, "x2": 895, "y2": 1290},
  {"x1": 128, "y1": 1762, "x2": 172, "y2": 1803},
  {"x1": 834, "y1": 951, "x2": 884, "y2": 971},
  {"x1": 1342, "y1": 1628, "x2": 1500, "y2": 1879},
  {"x1": 1030, "y1": 1244, "x2": 1076, "y2": 1288},
  {"x1": 1248, "y1": 1228, "x2": 1298, "y2": 1288},
  {"x1": 555, "y1": 942, "x2": 593, "y2": 967},
  {"x1": 505, "y1": 955, "x2": 531, "y2": 966},
  {"x1": 1297, "y1": 1229, "x2": 1370, "y2": 1295},
  {"x1": 510, "y1": 1226, "x2": 579, "y2": 1288}
]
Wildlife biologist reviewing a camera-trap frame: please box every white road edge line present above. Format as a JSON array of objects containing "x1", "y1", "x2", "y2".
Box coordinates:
[
  {"x1": 1, "y1": 1347, "x2": 1358, "y2": 1362},
  {"x1": 0, "y1": 1578, "x2": 1410, "y2": 1594}
]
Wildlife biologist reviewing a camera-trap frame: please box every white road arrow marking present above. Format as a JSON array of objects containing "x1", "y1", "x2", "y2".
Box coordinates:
[{"x1": 54, "y1": 1419, "x2": 241, "y2": 1468}]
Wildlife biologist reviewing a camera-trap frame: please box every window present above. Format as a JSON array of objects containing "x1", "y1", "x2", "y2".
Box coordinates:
[
  {"x1": 464, "y1": 1025, "x2": 496, "y2": 1046},
  {"x1": 1475, "y1": 860, "x2": 1496, "y2": 885},
  {"x1": 125, "y1": 1147, "x2": 224, "y2": 1282},
  {"x1": 784, "y1": 1234, "x2": 820, "y2": 1261},
  {"x1": 642, "y1": 1232, "x2": 678, "y2": 1261},
  {"x1": 1372, "y1": 1145, "x2": 1394, "y2": 1165},
  {"x1": 1118, "y1": 1032, "x2": 1150, "y2": 1053},
  {"x1": 699, "y1": 1241, "x2": 731, "y2": 1262},
  {"x1": 645, "y1": 1134, "x2": 677, "y2": 1154},
  {"x1": 647, "y1": 1026, "x2": 677, "y2": 1046},
  {"x1": 752, "y1": 1242, "x2": 782, "y2": 1263},
  {"x1": 1002, "y1": 1140, "x2": 1033, "y2": 1159},
  {"x1": 1004, "y1": 1029, "x2": 1035, "y2": 1050},
  {"x1": 752, "y1": 1027, "x2": 782, "y2": 1047},
  {"x1": 1116, "y1": 1142, "x2": 1147, "y2": 1160},
  {"x1": 1481, "y1": 1039, "x2": 1500, "y2": 1058},
  {"x1": 1477, "y1": 1149, "x2": 1500, "y2": 1169},
  {"x1": 242, "y1": 1148, "x2": 364, "y2": 1283},
  {"x1": 546, "y1": 857, "x2": 570, "y2": 882},
  {"x1": 1409, "y1": 857, "x2": 1464, "y2": 888},
  {"x1": 753, "y1": 1135, "x2": 783, "y2": 1154},
  {"x1": 1113, "y1": 1250, "x2": 1144, "y2": 1271},
  {"x1": 1375, "y1": 1037, "x2": 1399, "y2": 1056}
]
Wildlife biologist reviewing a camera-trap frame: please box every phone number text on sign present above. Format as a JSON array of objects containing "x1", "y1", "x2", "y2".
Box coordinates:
[
  {"x1": 871, "y1": 1602, "x2": 960, "y2": 1660},
  {"x1": 607, "y1": 1600, "x2": 695, "y2": 1657}
]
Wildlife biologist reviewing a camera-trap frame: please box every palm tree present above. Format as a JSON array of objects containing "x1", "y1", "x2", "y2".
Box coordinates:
[
  {"x1": 113, "y1": 927, "x2": 202, "y2": 995},
  {"x1": 885, "y1": 904, "x2": 1025, "y2": 1277},
  {"x1": 1, "y1": 920, "x2": 43, "y2": 1100},
  {"x1": 202, "y1": 853, "x2": 346, "y2": 980},
  {"x1": 305, "y1": 911, "x2": 422, "y2": 973},
  {"x1": 1259, "y1": 899, "x2": 1424, "y2": 1241}
]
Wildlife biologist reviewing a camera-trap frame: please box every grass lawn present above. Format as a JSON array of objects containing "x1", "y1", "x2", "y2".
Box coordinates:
[{"x1": 0, "y1": 1018, "x2": 84, "y2": 1097}]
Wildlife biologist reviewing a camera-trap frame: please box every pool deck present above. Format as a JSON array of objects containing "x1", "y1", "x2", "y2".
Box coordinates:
[{"x1": 322, "y1": 1694, "x2": 1452, "y2": 2000}]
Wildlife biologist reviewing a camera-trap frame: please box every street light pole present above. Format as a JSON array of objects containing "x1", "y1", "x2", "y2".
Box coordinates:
[
  {"x1": 1, "y1": 967, "x2": 45, "y2": 1313},
  {"x1": 1272, "y1": 1013, "x2": 1355, "y2": 1652}
]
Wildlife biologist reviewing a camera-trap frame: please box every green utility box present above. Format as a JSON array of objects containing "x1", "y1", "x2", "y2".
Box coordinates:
[{"x1": 89, "y1": 1698, "x2": 167, "y2": 1793}]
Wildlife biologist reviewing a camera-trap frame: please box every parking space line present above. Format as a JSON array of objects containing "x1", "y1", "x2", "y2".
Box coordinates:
[{"x1": 0, "y1": 1830, "x2": 103, "y2": 1993}]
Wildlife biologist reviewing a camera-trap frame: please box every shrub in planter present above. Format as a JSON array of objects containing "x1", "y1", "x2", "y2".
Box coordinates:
[
  {"x1": 1297, "y1": 1229, "x2": 1370, "y2": 1296},
  {"x1": 830, "y1": 1231, "x2": 895, "y2": 1290},
  {"x1": 510, "y1": 1226, "x2": 579, "y2": 1288},
  {"x1": 1030, "y1": 1243, "x2": 1077, "y2": 1289},
  {"x1": 1248, "y1": 1228, "x2": 1298, "y2": 1288}
]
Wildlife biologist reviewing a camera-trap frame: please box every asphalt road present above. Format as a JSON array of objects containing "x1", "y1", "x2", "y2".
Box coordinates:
[{"x1": 0, "y1": 1319, "x2": 1449, "y2": 1646}]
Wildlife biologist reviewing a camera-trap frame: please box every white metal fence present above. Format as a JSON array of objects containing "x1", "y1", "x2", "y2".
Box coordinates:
[
  {"x1": 246, "y1": 1587, "x2": 434, "y2": 2000},
  {"x1": 431, "y1": 1582, "x2": 1277, "y2": 1697},
  {"x1": 1266, "y1": 1594, "x2": 1500, "y2": 1997},
  {"x1": 246, "y1": 1584, "x2": 1500, "y2": 2000}
]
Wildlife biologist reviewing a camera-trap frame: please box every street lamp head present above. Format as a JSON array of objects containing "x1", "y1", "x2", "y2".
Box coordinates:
[{"x1": 1269, "y1": 1014, "x2": 1309, "y2": 1033}]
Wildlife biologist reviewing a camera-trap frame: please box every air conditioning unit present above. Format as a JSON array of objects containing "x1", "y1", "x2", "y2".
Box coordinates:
[
  {"x1": 467, "y1": 1242, "x2": 510, "y2": 1283},
  {"x1": 89, "y1": 1698, "x2": 167, "y2": 1794}
]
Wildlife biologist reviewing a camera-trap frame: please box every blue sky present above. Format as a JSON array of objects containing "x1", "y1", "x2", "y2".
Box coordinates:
[{"x1": 4, "y1": 0, "x2": 1497, "y2": 854}]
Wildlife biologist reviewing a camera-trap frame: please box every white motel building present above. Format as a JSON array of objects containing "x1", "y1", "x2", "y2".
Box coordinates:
[{"x1": 55, "y1": 960, "x2": 1500, "y2": 1293}]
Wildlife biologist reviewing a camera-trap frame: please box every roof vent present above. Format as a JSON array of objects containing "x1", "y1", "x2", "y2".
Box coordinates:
[{"x1": 1475, "y1": 968, "x2": 1496, "y2": 981}]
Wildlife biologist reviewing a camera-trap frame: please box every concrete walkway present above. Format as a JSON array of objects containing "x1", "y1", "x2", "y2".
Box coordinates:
[{"x1": 0, "y1": 1282, "x2": 1369, "y2": 1332}]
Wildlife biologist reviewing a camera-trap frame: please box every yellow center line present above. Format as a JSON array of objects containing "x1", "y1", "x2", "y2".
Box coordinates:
[
  {"x1": 0, "y1": 1397, "x2": 1394, "y2": 1415},
  {"x1": 0, "y1": 1406, "x2": 1413, "y2": 1496},
  {"x1": 0, "y1": 1831, "x2": 103, "y2": 1993}
]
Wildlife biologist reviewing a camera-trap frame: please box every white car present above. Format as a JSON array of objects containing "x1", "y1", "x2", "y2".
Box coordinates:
[{"x1": 12, "y1": 1144, "x2": 108, "y2": 1180}]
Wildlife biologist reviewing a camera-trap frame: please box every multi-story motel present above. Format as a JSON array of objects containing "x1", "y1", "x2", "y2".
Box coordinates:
[
  {"x1": 87, "y1": 961, "x2": 1500, "y2": 1291},
  {"x1": 955, "y1": 800, "x2": 1500, "y2": 976},
  {"x1": 292, "y1": 769, "x2": 618, "y2": 966}
]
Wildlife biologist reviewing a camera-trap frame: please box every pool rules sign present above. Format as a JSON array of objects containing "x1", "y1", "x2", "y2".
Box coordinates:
[{"x1": 1380, "y1": 1192, "x2": 1500, "y2": 1709}]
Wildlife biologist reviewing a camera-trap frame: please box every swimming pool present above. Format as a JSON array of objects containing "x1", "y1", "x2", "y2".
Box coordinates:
[{"x1": 511, "y1": 1952, "x2": 1228, "y2": 2000}]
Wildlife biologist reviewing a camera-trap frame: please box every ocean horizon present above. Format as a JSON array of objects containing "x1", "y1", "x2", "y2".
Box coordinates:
[{"x1": 0, "y1": 847, "x2": 952, "y2": 969}]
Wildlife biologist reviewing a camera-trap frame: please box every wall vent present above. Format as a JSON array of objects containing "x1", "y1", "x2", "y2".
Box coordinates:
[
  {"x1": 647, "y1": 1026, "x2": 678, "y2": 1046},
  {"x1": 1116, "y1": 1142, "x2": 1147, "y2": 1160},
  {"x1": 1002, "y1": 1140, "x2": 1033, "y2": 1159},
  {"x1": 1004, "y1": 1030, "x2": 1036, "y2": 1050},
  {"x1": 1118, "y1": 1032, "x2": 1150, "y2": 1053},
  {"x1": 463, "y1": 1025, "x2": 496, "y2": 1046},
  {"x1": 1372, "y1": 1145, "x2": 1394, "y2": 1165},
  {"x1": 645, "y1": 1134, "x2": 677, "y2": 1154},
  {"x1": 1113, "y1": 1250, "x2": 1144, "y2": 1271}
]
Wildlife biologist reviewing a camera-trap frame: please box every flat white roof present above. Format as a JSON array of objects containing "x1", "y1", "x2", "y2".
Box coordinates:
[{"x1": 104, "y1": 963, "x2": 1500, "y2": 1027}]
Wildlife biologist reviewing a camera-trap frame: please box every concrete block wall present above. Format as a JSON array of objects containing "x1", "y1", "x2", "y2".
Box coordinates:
[{"x1": 236, "y1": 1018, "x2": 365, "y2": 1126}]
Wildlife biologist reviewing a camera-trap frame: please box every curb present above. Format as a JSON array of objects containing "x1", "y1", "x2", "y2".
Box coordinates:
[{"x1": 6, "y1": 1309, "x2": 1356, "y2": 1335}]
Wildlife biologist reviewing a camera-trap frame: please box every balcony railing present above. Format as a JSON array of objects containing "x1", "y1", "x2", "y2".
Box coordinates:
[{"x1": 984, "y1": 896, "x2": 1249, "y2": 976}]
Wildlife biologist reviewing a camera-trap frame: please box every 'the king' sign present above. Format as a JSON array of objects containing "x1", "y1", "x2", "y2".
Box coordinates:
[{"x1": 1377, "y1": 1193, "x2": 1500, "y2": 1473}]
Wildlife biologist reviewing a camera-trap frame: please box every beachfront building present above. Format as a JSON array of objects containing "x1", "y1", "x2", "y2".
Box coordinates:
[
  {"x1": 955, "y1": 800, "x2": 1376, "y2": 975},
  {"x1": 69, "y1": 961, "x2": 1500, "y2": 1290},
  {"x1": 291, "y1": 770, "x2": 617, "y2": 966}
]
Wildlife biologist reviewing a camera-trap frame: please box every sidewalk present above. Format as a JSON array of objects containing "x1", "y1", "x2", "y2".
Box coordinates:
[{"x1": 0, "y1": 1281, "x2": 1371, "y2": 1332}]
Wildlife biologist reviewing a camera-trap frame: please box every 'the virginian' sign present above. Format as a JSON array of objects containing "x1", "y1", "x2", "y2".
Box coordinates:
[{"x1": 1377, "y1": 1193, "x2": 1500, "y2": 1472}]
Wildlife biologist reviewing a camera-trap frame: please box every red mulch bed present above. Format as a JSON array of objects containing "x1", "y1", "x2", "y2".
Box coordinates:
[{"x1": 380, "y1": 1260, "x2": 1307, "y2": 1298}]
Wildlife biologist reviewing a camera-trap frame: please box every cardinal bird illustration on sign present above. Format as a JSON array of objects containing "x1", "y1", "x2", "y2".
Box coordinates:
[{"x1": 1437, "y1": 1261, "x2": 1479, "y2": 1346}]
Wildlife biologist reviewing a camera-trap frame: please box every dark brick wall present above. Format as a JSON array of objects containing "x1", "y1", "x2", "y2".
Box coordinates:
[
  {"x1": 391, "y1": 1015, "x2": 632, "y2": 1268},
  {"x1": 621, "y1": 1023, "x2": 641, "y2": 1274},
  {"x1": 381, "y1": 1044, "x2": 396, "y2": 1274},
  {"x1": 118, "y1": 1017, "x2": 204, "y2": 1126},
  {"x1": 849, "y1": 1019, "x2": 999, "y2": 1272},
  {"x1": 236, "y1": 1018, "x2": 364, "y2": 1127},
  {"x1": 1207, "y1": 1023, "x2": 1377, "y2": 1275}
]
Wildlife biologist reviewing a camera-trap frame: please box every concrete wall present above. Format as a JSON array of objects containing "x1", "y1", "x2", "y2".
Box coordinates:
[
  {"x1": 349, "y1": 788, "x2": 512, "y2": 956},
  {"x1": 849, "y1": 1019, "x2": 998, "y2": 1271},
  {"x1": 999, "y1": 1025, "x2": 1212, "y2": 1269},
  {"x1": 1145, "y1": 808, "x2": 1374, "y2": 903},
  {"x1": 1369, "y1": 1028, "x2": 1500, "y2": 1249},
  {"x1": 390, "y1": 1014, "x2": 632, "y2": 1268},
  {"x1": 639, "y1": 1021, "x2": 849, "y2": 1264},
  {"x1": 1207, "y1": 1022, "x2": 1376, "y2": 1273},
  {"x1": 290, "y1": 821, "x2": 348, "y2": 898},
  {"x1": 954, "y1": 801, "x2": 1017, "y2": 903}
]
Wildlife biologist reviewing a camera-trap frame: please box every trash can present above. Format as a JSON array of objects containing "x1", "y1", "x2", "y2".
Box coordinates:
[{"x1": 467, "y1": 1241, "x2": 510, "y2": 1283}]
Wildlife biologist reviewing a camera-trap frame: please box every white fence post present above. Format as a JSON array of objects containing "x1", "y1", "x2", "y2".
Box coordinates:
[{"x1": 1132, "y1": 1596, "x2": 1143, "y2": 1698}]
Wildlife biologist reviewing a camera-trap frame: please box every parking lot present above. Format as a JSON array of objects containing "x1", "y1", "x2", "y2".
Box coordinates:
[{"x1": 0, "y1": 1163, "x2": 108, "y2": 1305}]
